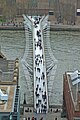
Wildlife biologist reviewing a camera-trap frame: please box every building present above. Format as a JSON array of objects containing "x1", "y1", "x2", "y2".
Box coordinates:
[
  {"x1": 76, "y1": 0, "x2": 80, "y2": 24},
  {"x1": 0, "y1": 52, "x2": 20, "y2": 120},
  {"x1": 63, "y1": 70, "x2": 80, "y2": 120}
]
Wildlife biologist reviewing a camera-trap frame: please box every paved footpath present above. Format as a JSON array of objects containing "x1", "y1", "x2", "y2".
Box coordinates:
[{"x1": 20, "y1": 112, "x2": 67, "y2": 120}]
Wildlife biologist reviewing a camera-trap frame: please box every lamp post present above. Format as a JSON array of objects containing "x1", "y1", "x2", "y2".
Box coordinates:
[{"x1": 9, "y1": 112, "x2": 12, "y2": 120}]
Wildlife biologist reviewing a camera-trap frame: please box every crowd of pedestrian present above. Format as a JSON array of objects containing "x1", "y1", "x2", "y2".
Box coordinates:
[{"x1": 33, "y1": 16, "x2": 48, "y2": 114}]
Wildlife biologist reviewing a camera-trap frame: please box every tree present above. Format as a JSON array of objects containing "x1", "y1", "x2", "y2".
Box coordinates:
[
  {"x1": 3, "y1": 2, "x2": 16, "y2": 19},
  {"x1": 63, "y1": 3, "x2": 76, "y2": 25},
  {"x1": 0, "y1": 0, "x2": 17, "y2": 21},
  {"x1": 54, "y1": 0, "x2": 62, "y2": 23}
]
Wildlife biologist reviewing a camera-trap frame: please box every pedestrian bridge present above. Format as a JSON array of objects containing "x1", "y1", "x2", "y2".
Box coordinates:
[{"x1": 21, "y1": 15, "x2": 57, "y2": 113}]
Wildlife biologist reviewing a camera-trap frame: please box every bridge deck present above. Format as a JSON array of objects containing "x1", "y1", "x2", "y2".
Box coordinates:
[
  {"x1": 31, "y1": 16, "x2": 48, "y2": 113},
  {"x1": 23, "y1": 15, "x2": 49, "y2": 113}
]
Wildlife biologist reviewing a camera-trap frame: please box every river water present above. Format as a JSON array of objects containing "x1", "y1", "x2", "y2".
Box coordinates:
[{"x1": 0, "y1": 30, "x2": 80, "y2": 105}]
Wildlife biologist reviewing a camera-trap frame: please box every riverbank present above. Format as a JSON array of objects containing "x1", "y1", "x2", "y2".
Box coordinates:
[
  {"x1": 0, "y1": 24, "x2": 80, "y2": 31},
  {"x1": 0, "y1": 25, "x2": 24, "y2": 30},
  {"x1": 50, "y1": 24, "x2": 80, "y2": 31}
]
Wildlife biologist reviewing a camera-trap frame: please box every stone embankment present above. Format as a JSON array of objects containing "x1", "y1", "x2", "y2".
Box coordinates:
[
  {"x1": 50, "y1": 24, "x2": 80, "y2": 31},
  {"x1": 0, "y1": 25, "x2": 24, "y2": 30},
  {"x1": 0, "y1": 24, "x2": 80, "y2": 31}
]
